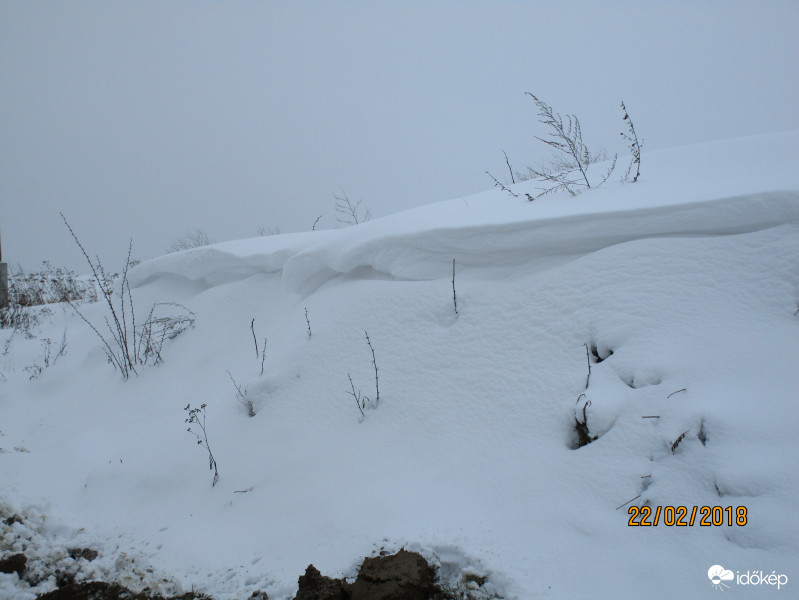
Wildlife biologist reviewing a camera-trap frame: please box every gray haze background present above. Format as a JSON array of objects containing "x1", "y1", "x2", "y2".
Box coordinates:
[{"x1": 2, "y1": 1, "x2": 797, "y2": 273}]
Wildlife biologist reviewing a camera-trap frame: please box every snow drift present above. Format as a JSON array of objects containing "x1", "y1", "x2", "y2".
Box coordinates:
[{"x1": 2, "y1": 132, "x2": 799, "y2": 599}]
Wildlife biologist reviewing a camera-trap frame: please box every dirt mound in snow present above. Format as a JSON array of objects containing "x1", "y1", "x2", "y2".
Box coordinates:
[
  {"x1": 27, "y1": 549, "x2": 438, "y2": 600},
  {"x1": 4, "y1": 502, "x2": 497, "y2": 600},
  {"x1": 36, "y1": 582, "x2": 211, "y2": 600},
  {"x1": 295, "y1": 549, "x2": 437, "y2": 600},
  {"x1": 350, "y1": 550, "x2": 437, "y2": 600}
]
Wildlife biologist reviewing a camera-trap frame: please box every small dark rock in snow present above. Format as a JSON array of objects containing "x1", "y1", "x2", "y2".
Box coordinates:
[
  {"x1": 0, "y1": 552, "x2": 27, "y2": 578},
  {"x1": 68, "y1": 547, "x2": 100, "y2": 562},
  {"x1": 3, "y1": 514, "x2": 24, "y2": 526}
]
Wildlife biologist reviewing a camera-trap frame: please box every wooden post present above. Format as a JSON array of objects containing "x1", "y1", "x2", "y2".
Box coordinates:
[{"x1": 0, "y1": 225, "x2": 8, "y2": 310}]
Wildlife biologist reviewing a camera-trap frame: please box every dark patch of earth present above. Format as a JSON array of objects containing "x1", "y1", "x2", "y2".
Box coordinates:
[{"x1": 18, "y1": 548, "x2": 457, "y2": 600}]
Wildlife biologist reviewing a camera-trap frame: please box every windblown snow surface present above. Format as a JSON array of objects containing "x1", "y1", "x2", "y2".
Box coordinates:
[{"x1": 2, "y1": 132, "x2": 799, "y2": 599}]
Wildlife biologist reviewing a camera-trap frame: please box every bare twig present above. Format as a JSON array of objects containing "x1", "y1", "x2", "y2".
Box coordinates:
[
  {"x1": 305, "y1": 308, "x2": 312, "y2": 338},
  {"x1": 615, "y1": 494, "x2": 642, "y2": 510},
  {"x1": 584, "y1": 343, "x2": 591, "y2": 390},
  {"x1": 260, "y1": 337, "x2": 267, "y2": 376},
  {"x1": 364, "y1": 331, "x2": 379, "y2": 406},
  {"x1": 250, "y1": 318, "x2": 258, "y2": 358},
  {"x1": 347, "y1": 372, "x2": 366, "y2": 419},
  {"x1": 485, "y1": 171, "x2": 519, "y2": 198},
  {"x1": 452, "y1": 259, "x2": 458, "y2": 315},
  {"x1": 666, "y1": 388, "x2": 687, "y2": 399},
  {"x1": 503, "y1": 150, "x2": 515, "y2": 184}
]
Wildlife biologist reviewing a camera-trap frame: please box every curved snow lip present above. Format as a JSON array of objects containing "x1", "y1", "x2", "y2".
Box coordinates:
[
  {"x1": 280, "y1": 190, "x2": 799, "y2": 294},
  {"x1": 129, "y1": 190, "x2": 799, "y2": 296}
]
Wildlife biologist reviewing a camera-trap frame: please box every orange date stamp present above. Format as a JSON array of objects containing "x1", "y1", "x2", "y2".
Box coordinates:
[{"x1": 627, "y1": 505, "x2": 748, "y2": 526}]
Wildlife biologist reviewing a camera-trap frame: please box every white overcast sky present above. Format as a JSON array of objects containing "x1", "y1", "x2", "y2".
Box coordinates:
[{"x1": 2, "y1": 1, "x2": 797, "y2": 272}]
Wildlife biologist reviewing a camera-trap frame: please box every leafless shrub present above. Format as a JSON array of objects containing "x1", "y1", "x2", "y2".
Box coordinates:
[
  {"x1": 62, "y1": 214, "x2": 194, "y2": 379},
  {"x1": 167, "y1": 228, "x2": 213, "y2": 253},
  {"x1": 620, "y1": 100, "x2": 643, "y2": 183},
  {"x1": 257, "y1": 225, "x2": 281, "y2": 236},
  {"x1": 488, "y1": 92, "x2": 644, "y2": 199},
  {"x1": 335, "y1": 191, "x2": 371, "y2": 226},
  {"x1": 519, "y1": 93, "x2": 617, "y2": 198}
]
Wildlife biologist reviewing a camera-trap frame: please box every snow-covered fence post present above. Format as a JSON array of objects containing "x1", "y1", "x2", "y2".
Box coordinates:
[{"x1": 0, "y1": 225, "x2": 9, "y2": 310}]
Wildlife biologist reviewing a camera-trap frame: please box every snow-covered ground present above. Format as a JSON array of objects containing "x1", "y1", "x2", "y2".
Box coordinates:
[{"x1": 2, "y1": 132, "x2": 798, "y2": 599}]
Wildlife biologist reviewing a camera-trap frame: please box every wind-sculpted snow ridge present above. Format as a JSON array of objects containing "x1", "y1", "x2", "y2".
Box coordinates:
[
  {"x1": 131, "y1": 190, "x2": 799, "y2": 298},
  {"x1": 129, "y1": 131, "x2": 799, "y2": 296},
  {"x1": 280, "y1": 190, "x2": 799, "y2": 294}
]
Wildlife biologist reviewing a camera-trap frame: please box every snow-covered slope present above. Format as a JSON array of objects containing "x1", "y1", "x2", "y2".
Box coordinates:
[{"x1": 2, "y1": 132, "x2": 799, "y2": 599}]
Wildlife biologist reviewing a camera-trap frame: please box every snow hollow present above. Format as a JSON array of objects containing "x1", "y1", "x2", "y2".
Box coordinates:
[{"x1": 2, "y1": 132, "x2": 799, "y2": 599}]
